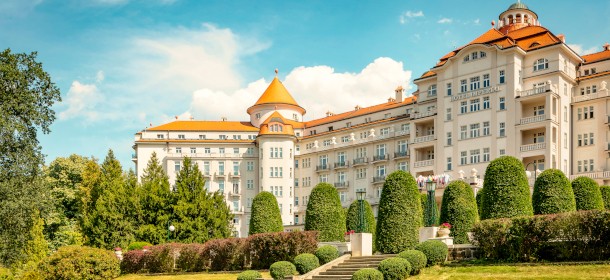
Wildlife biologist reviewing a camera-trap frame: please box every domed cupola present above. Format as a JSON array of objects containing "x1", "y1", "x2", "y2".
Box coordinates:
[
  {"x1": 247, "y1": 70, "x2": 306, "y2": 128},
  {"x1": 497, "y1": 1, "x2": 539, "y2": 34}
]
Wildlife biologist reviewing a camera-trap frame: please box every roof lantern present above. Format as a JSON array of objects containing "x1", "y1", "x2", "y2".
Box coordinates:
[{"x1": 497, "y1": 1, "x2": 539, "y2": 35}]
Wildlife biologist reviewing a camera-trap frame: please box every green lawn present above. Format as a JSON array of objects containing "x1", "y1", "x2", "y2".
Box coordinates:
[{"x1": 117, "y1": 264, "x2": 610, "y2": 280}]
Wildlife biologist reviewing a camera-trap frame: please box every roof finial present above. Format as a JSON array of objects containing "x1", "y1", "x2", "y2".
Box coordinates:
[{"x1": 275, "y1": 68, "x2": 278, "y2": 77}]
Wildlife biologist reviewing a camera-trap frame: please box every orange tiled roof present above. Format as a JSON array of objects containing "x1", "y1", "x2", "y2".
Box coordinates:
[
  {"x1": 258, "y1": 111, "x2": 296, "y2": 136},
  {"x1": 136, "y1": 139, "x2": 255, "y2": 144},
  {"x1": 147, "y1": 121, "x2": 259, "y2": 132},
  {"x1": 252, "y1": 77, "x2": 302, "y2": 108},
  {"x1": 578, "y1": 70, "x2": 610, "y2": 81},
  {"x1": 582, "y1": 49, "x2": 610, "y2": 64},
  {"x1": 419, "y1": 71, "x2": 437, "y2": 79},
  {"x1": 304, "y1": 96, "x2": 416, "y2": 127}
]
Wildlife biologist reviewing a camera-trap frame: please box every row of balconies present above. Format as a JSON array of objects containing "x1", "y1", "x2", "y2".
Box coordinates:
[
  {"x1": 315, "y1": 153, "x2": 410, "y2": 172},
  {"x1": 167, "y1": 152, "x2": 258, "y2": 158},
  {"x1": 203, "y1": 171, "x2": 241, "y2": 179},
  {"x1": 305, "y1": 130, "x2": 411, "y2": 152}
]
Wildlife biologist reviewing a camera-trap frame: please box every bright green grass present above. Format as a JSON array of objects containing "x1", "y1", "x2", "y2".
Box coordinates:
[
  {"x1": 117, "y1": 271, "x2": 271, "y2": 280},
  {"x1": 412, "y1": 264, "x2": 610, "y2": 279}
]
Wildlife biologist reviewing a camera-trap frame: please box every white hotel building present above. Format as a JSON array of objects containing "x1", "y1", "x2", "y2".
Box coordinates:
[{"x1": 133, "y1": 2, "x2": 610, "y2": 237}]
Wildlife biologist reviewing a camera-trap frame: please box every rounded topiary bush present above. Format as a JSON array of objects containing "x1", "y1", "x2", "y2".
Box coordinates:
[
  {"x1": 293, "y1": 253, "x2": 320, "y2": 274},
  {"x1": 415, "y1": 240, "x2": 448, "y2": 266},
  {"x1": 305, "y1": 183, "x2": 346, "y2": 242},
  {"x1": 37, "y1": 245, "x2": 120, "y2": 279},
  {"x1": 532, "y1": 169, "x2": 576, "y2": 214},
  {"x1": 377, "y1": 257, "x2": 411, "y2": 280},
  {"x1": 346, "y1": 199, "x2": 376, "y2": 250},
  {"x1": 315, "y1": 245, "x2": 339, "y2": 264},
  {"x1": 397, "y1": 250, "x2": 427, "y2": 275},
  {"x1": 601, "y1": 185, "x2": 610, "y2": 209},
  {"x1": 376, "y1": 171, "x2": 422, "y2": 253},
  {"x1": 249, "y1": 191, "x2": 284, "y2": 235},
  {"x1": 127, "y1": 241, "x2": 152, "y2": 251},
  {"x1": 352, "y1": 268, "x2": 383, "y2": 280},
  {"x1": 481, "y1": 156, "x2": 533, "y2": 219},
  {"x1": 237, "y1": 270, "x2": 263, "y2": 280},
  {"x1": 572, "y1": 177, "x2": 605, "y2": 210},
  {"x1": 439, "y1": 180, "x2": 478, "y2": 244},
  {"x1": 270, "y1": 261, "x2": 297, "y2": 280}
]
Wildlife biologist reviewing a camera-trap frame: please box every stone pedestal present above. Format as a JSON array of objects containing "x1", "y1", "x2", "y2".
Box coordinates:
[
  {"x1": 350, "y1": 233, "x2": 372, "y2": 257},
  {"x1": 429, "y1": 236, "x2": 453, "y2": 246},
  {"x1": 419, "y1": 227, "x2": 439, "y2": 243}
]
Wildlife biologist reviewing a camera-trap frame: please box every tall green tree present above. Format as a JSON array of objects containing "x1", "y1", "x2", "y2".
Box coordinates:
[
  {"x1": 481, "y1": 156, "x2": 533, "y2": 220},
  {"x1": 304, "y1": 183, "x2": 346, "y2": 242},
  {"x1": 249, "y1": 191, "x2": 283, "y2": 235},
  {"x1": 78, "y1": 159, "x2": 102, "y2": 245},
  {"x1": 0, "y1": 49, "x2": 61, "y2": 267},
  {"x1": 173, "y1": 157, "x2": 232, "y2": 243},
  {"x1": 136, "y1": 152, "x2": 174, "y2": 244}
]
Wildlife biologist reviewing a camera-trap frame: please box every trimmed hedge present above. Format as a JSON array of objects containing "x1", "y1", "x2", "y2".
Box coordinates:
[
  {"x1": 121, "y1": 249, "x2": 149, "y2": 274},
  {"x1": 146, "y1": 243, "x2": 183, "y2": 273},
  {"x1": 481, "y1": 156, "x2": 533, "y2": 219},
  {"x1": 376, "y1": 171, "x2": 422, "y2": 253},
  {"x1": 572, "y1": 177, "x2": 604, "y2": 210},
  {"x1": 397, "y1": 250, "x2": 427, "y2": 275},
  {"x1": 415, "y1": 240, "x2": 448, "y2": 266},
  {"x1": 201, "y1": 238, "x2": 247, "y2": 271},
  {"x1": 175, "y1": 243, "x2": 205, "y2": 272},
  {"x1": 420, "y1": 193, "x2": 439, "y2": 226},
  {"x1": 270, "y1": 261, "x2": 297, "y2": 280},
  {"x1": 127, "y1": 241, "x2": 152, "y2": 251},
  {"x1": 532, "y1": 169, "x2": 576, "y2": 214},
  {"x1": 377, "y1": 257, "x2": 411, "y2": 280},
  {"x1": 248, "y1": 231, "x2": 319, "y2": 269},
  {"x1": 472, "y1": 210, "x2": 610, "y2": 261},
  {"x1": 237, "y1": 270, "x2": 262, "y2": 280},
  {"x1": 305, "y1": 183, "x2": 346, "y2": 242},
  {"x1": 249, "y1": 191, "x2": 284, "y2": 235},
  {"x1": 315, "y1": 245, "x2": 339, "y2": 265},
  {"x1": 346, "y1": 199, "x2": 376, "y2": 251},
  {"x1": 293, "y1": 253, "x2": 319, "y2": 274},
  {"x1": 38, "y1": 245, "x2": 120, "y2": 279},
  {"x1": 352, "y1": 268, "x2": 383, "y2": 280},
  {"x1": 601, "y1": 185, "x2": 610, "y2": 209},
  {"x1": 439, "y1": 180, "x2": 478, "y2": 244}
]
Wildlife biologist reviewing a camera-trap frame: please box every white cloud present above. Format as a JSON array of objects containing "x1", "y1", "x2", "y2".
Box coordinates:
[
  {"x1": 437, "y1": 18, "x2": 452, "y2": 24},
  {"x1": 400, "y1": 10, "x2": 424, "y2": 24},
  {"x1": 568, "y1": 44, "x2": 599, "y2": 55},
  {"x1": 59, "y1": 81, "x2": 104, "y2": 121},
  {"x1": 95, "y1": 70, "x2": 105, "y2": 83},
  {"x1": 474, "y1": 19, "x2": 481, "y2": 25},
  {"x1": 184, "y1": 57, "x2": 413, "y2": 122}
]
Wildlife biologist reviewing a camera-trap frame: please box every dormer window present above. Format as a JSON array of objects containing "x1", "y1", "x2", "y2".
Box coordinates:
[
  {"x1": 480, "y1": 51, "x2": 486, "y2": 58},
  {"x1": 472, "y1": 52, "x2": 478, "y2": 59},
  {"x1": 178, "y1": 134, "x2": 185, "y2": 139},
  {"x1": 255, "y1": 113, "x2": 261, "y2": 119},
  {"x1": 270, "y1": 124, "x2": 283, "y2": 132},
  {"x1": 533, "y1": 58, "x2": 549, "y2": 71},
  {"x1": 427, "y1": 84, "x2": 437, "y2": 97},
  {"x1": 463, "y1": 56, "x2": 470, "y2": 62}
]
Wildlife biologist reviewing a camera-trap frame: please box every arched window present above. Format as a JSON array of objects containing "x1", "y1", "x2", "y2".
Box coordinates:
[
  {"x1": 533, "y1": 58, "x2": 549, "y2": 71},
  {"x1": 463, "y1": 55, "x2": 470, "y2": 62}
]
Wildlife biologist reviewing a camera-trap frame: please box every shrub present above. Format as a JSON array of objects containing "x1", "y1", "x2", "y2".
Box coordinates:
[
  {"x1": 121, "y1": 249, "x2": 150, "y2": 274},
  {"x1": 439, "y1": 180, "x2": 478, "y2": 244},
  {"x1": 175, "y1": 243, "x2": 205, "y2": 272},
  {"x1": 415, "y1": 240, "x2": 448, "y2": 266},
  {"x1": 471, "y1": 218, "x2": 511, "y2": 260},
  {"x1": 145, "y1": 243, "x2": 183, "y2": 273},
  {"x1": 397, "y1": 250, "x2": 427, "y2": 275},
  {"x1": 481, "y1": 156, "x2": 533, "y2": 219},
  {"x1": 352, "y1": 268, "x2": 383, "y2": 280},
  {"x1": 248, "y1": 231, "x2": 319, "y2": 269},
  {"x1": 420, "y1": 193, "x2": 439, "y2": 227},
  {"x1": 249, "y1": 191, "x2": 284, "y2": 235},
  {"x1": 376, "y1": 171, "x2": 421, "y2": 253},
  {"x1": 269, "y1": 261, "x2": 297, "y2": 280},
  {"x1": 305, "y1": 183, "x2": 346, "y2": 242},
  {"x1": 315, "y1": 245, "x2": 339, "y2": 264},
  {"x1": 601, "y1": 185, "x2": 610, "y2": 209},
  {"x1": 127, "y1": 241, "x2": 152, "y2": 251},
  {"x1": 201, "y1": 238, "x2": 247, "y2": 271},
  {"x1": 37, "y1": 245, "x2": 120, "y2": 280},
  {"x1": 532, "y1": 169, "x2": 576, "y2": 214},
  {"x1": 293, "y1": 253, "x2": 319, "y2": 274},
  {"x1": 476, "y1": 190, "x2": 483, "y2": 217},
  {"x1": 572, "y1": 177, "x2": 604, "y2": 210},
  {"x1": 346, "y1": 199, "x2": 376, "y2": 251},
  {"x1": 377, "y1": 257, "x2": 411, "y2": 280},
  {"x1": 0, "y1": 267, "x2": 12, "y2": 280},
  {"x1": 237, "y1": 270, "x2": 262, "y2": 280}
]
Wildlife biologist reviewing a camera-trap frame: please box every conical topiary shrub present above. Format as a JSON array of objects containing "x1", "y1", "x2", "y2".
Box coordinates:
[
  {"x1": 249, "y1": 191, "x2": 283, "y2": 235},
  {"x1": 572, "y1": 176, "x2": 604, "y2": 210},
  {"x1": 480, "y1": 156, "x2": 533, "y2": 219},
  {"x1": 439, "y1": 180, "x2": 478, "y2": 244},
  {"x1": 304, "y1": 183, "x2": 346, "y2": 242},
  {"x1": 532, "y1": 169, "x2": 576, "y2": 214}
]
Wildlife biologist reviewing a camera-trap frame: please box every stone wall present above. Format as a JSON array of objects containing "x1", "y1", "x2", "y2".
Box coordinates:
[{"x1": 447, "y1": 244, "x2": 479, "y2": 261}]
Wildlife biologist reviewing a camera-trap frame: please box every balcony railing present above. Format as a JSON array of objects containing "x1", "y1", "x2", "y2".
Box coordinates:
[
  {"x1": 372, "y1": 154, "x2": 389, "y2": 162},
  {"x1": 569, "y1": 171, "x2": 610, "y2": 180},
  {"x1": 411, "y1": 110, "x2": 437, "y2": 120},
  {"x1": 334, "y1": 182, "x2": 349, "y2": 189},
  {"x1": 520, "y1": 142, "x2": 546, "y2": 152},
  {"x1": 334, "y1": 161, "x2": 349, "y2": 169},
  {"x1": 353, "y1": 157, "x2": 369, "y2": 166},
  {"x1": 519, "y1": 114, "x2": 547, "y2": 125},
  {"x1": 412, "y1": 134, "x2": 435, "y2": 144},
  {"x1": 203, "y1": 171, "x2": 212, "y2": 177},
  {"x1": 516, "y1": 84, "x2": 552, "y2": 98},
  {"x1": 572, "y1": 90, "x2": 610, "y2": 103},
  {"x1": 215, "y1": 172, "x2": 226, "y2": 178},
  {"x1": 315, "y1": 165, "x2": 330, "y2": 171},
  {"x1": 372, "y1": 176, "x2": 386, "y2": 184},
  {"x1": 229, "y1": 171, "x2": 241, "y2": 178},
  {"x1": 394, "y1": 151, "x2": 409, "y2": 159},
  {"x1": 231, "y1": 206, "x2": 245, "y2": 214},
  {"x1": 414, "y1": 159, "x2": 434, "y2": 168},
  {"x1": 395, "y1": 130, "x2": 410, "y2": 136}
]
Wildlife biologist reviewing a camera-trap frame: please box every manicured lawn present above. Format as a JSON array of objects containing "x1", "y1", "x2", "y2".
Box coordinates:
[{"x1": 117, "y1": 271, "x2": 270, "y2": 280}]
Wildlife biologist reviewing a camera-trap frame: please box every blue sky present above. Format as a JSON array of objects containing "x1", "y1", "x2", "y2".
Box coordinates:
[{"x1": 2, "y1": 0, "x2": 609, "y2": 169}]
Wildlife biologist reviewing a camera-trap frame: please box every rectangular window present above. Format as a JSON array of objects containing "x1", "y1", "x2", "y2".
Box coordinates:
[
  {"x1": 203, "y1": 162, "x2": 210, "y2": 175},
  {"x1": 376, "y1": 165, "x2": 386, "y2": 177},
  {"x1": 190, "y1": 147, "x2": 196, "y2": 154},
  {"x1": 218, "y1": 162, "x2": 225, "y2": 175},
  {"x1": 499, "y1": 97, "x2": 505, "y2": 110},
  {"x1": 157, "y1": 134, "x2": 164, "y2": 139},
  {"x1": 356, "y1": 168, "x2": 367, "y2": 179},
  {"x1": 589, "y1": 106, "x2": 594, "y2": 119},
  {"x1": 590, "y1": 159, "x2": 594, "y2": 171},
  {"x1": 233, "y1": 148, "x2": 239, "y2": 154},
  {"x1": 500, "y1": 149, "x2": 506, "y2": 155},
  {"x1": 247, "y1": 179, "x2": 254, "y2": 189},
  {"x1": 590, "y1": 133, "x2": 595, "y2": 145},
  {"x1": 460, "y1": 101, "x2": 467, "y2": 114},
  {"x1": 470, "y1": 123, "x2": 480, "y2": 138},
  {"x1": 446, "y1": 83, "x2": 452, "y2": 96},
  {"x1": 397, "y1": 162, "x2": 408, "y2": 171},
  {"x1": 174, "y1": 161, "x2": 181, "y2": 172},
  {"x1": 219, "y1": 148, "x2": 225, "y2": 154},
  {"x1": 178, "y1": 134, "x2": 185, "y2": 139},
  {"x1": 577, "y1": 161, "x2": 582, "y2": 173},
  {"x1": 446, "y1": 108, "x2": 452, "y2": 121},
  {"x1": 483, "y1": 122, "x2": 490, "y2": 136},
  {"x1": 483, "y1": 96, "x2": 490, "y2": 109},
  {"x1": 175, "y1": 147, "x2": 182, "y2": 154},
  {"x1": 218, "y1": 181, "x2": 224, "y2": 193},
  {"x1": 460, "y1": 125, "x2": 467, "y2": 139},
  {"x1": 499, "y1": 122, "x2": 505, "y2": 137},
  {"x1": 499, "y1": 70, "x2": 505, "y2": 84},
  {"x1": 578, "y1": 134, "x2": 582, "y2": 146},
  {"x1": 470, "y1": 99, "x2": 480, "y2": 112},
  {"x1": 470, "y1": 76, "x2": 480, "y2": 91},
  {"x1": 247, "y1": 161, "x2": 254, "y2": 171},
  {"x1": 483, "y1": 74, "x2": 490, "y2": 88},
  {"x1": 233, "y1": 162, "x2": 239, "y2": 175},
  {"x1": 447, "y1": 157, "x2": 452, "y2": 171},
  {"x1": 460, "y1": 151, "x2": 467, "y2": 165},
  {"x1": 460, "y1": 79, "x2": 467, "y2": 92},
  {"x1": 428, "y1": 84, "x2": 437, "y2": 97},
  {"x1": 470, "y1": 149, "x2": 480, "y2": 164},
  {"x1": 483, "y1": 148, "x2": 490, "y2": 162},
  {"x1": 446, "y1": 132, "x2": 452, "y2": 146}
]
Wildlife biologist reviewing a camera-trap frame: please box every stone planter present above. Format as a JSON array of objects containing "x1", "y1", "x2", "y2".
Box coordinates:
[
  {"x1": 438, "y1": 228, "x2": 450, "y2": 238},
  {"x1": 350, "y1": 233, "x2": 372, "y2": 257},
  {"x1": 419, "y1": 227, "x2": 439, "y2": 243}
]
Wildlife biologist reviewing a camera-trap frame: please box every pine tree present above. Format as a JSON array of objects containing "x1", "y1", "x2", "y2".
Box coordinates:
[
  {"x1": 78, "y1": 159, "x2": 102, "y2": 245},
  {"x1": 173, "y1": 157, "x2": 232, "y2": 243}
]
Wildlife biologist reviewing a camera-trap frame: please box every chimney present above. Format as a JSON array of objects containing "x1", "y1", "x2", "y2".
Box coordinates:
[
  {"x1": 355, "y1": 105, "x2": 361, "y2": 111},
  {"x1": 326, "y1": 111, "x2": 334, "y2": 117},
  {"x1": 221, "y1": 117, "x2": 227, "y2": 121},
  {"x1": 395, "y1": 86, "x2": 404, "y2": 103},
  {"x1": 604, "y1": 43, "x2": 610, "y2": 51},
  {"x1": 557, "y1": 34, "x2": 565, "y2": 43}
]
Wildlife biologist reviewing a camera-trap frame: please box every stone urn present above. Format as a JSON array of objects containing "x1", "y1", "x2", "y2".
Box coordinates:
[{"x1": 437, "y1": 228, "x2": 450, "y2": 238}]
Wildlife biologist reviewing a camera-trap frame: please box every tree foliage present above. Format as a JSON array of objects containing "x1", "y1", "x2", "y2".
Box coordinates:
[
  {"x1": 439, "y1": 180, "x2": 478, "y2": 244},
  {"x1": 173, "y1": 157, "x2": 232, "y2": 243},
  {"x1": 572, "y1": 176, "x2": 604, "y2": 211},
  {"x1": 376, "y1": 170, "x2": 421, "y2": 253},
  {"x1": 249, "y1": 192, "x2": 283, "y2": 235},
  {"x1": 481, "y1": 156, "x2": 533, "y2": 220},
  {"x1": 532, "y1": 169, "x2": 576, "y2": 214},
  {"x1": 346, "y1": 199, "x2": 376, "y2": 250},
  {"x1": 304, "y1": 183, "x2": 346, "y2": 242},
  {"x1": 420, "y1": 193, "x2": 439, "y2": 226},
  {"x1": 0, "y1": 49, "x2": 61, "y2": 267},
  {"x1": 601, "y1": 185, "x2": 610, "y2": 210}
]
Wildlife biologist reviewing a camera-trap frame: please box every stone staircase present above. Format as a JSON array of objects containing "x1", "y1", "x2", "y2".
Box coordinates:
[{"x1": 311, "y1": 255, "x2": 396, "y2": 280}]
